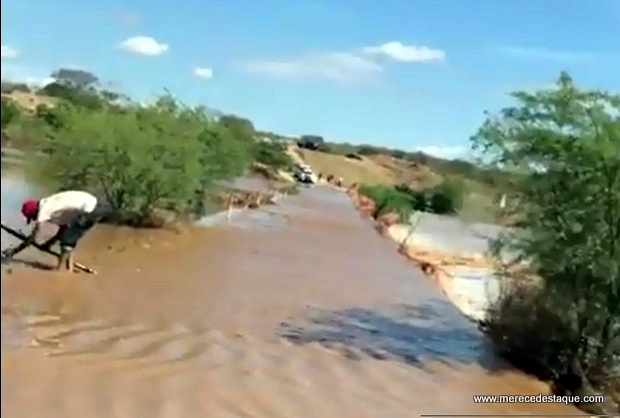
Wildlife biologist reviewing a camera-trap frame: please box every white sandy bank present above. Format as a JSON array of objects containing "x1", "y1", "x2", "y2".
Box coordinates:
[{"x1": 386, "y1": 222, "x2": 501, "y2": 322}]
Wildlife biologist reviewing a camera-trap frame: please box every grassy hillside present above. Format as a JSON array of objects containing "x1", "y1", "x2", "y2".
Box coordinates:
[
  {"x1": 293, "y1": 143, "x2": 505, "y2": 223},
  {"x1": 298, "y1": 148, "x2": 397, "y2": 185}
]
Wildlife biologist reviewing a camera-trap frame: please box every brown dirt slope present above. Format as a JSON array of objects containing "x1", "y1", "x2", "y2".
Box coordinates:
[
  {"x1": 295, "y1": 146, "x2": 443, "y2": 189},
  {"x1": 298, "y1": 148, "x2": 397, "y2": 186},
  {"x1": 1, "y1": 91, "x2": 55, "y2": 112}
]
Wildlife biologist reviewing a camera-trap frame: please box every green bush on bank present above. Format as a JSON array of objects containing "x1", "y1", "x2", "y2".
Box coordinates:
[
  {"x1": 472, "y1": 72, "x2": 619, "y2": 414},
  {"x1": 1, "y1": 81, "x2": 32, "y2": 94},
  {"x1": 427, "y1": 178, "x2": 466, "y2": 215},
  {"x1": 1, "y1": 97, "x2": 21, "y2": 130},
  {"x1": 394, "y1": 184, "x2": 428, "y2": 211},
  {"x1": 254, "y1": 141, "x2": 294, "y2": 170},
  {"x1": 4, "y1": 68, "x2": 293, "y2": 227},
  {"x1": 359, "y1": 177, "x2": 467, "y2": 221},
  {"x1": 358, "y1": 183, "x2": 415, "y2": 222},
  {"x1": 30, "y1": 99, "x2": 207, "y2": 225}
]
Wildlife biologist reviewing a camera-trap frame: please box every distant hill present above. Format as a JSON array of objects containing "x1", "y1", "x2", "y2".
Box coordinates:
[
  {"x1": 290, "y1": 141, "x2": 508, "y2": 222},
  {"x1": 1, "y1": 80, "x2": 507, "y2": 223}
]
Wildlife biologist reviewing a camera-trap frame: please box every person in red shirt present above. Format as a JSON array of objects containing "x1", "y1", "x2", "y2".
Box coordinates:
[{"x1": 2, "y1": 190, "x2": 101, "y2": 272}]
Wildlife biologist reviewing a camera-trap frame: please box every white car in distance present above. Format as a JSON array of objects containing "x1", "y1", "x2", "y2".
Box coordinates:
[{"x1": 293, "y1": 164, "x2": 316, "y2": 184}]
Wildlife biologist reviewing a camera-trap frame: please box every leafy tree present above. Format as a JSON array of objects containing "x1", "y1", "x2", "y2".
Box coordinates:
[
  {"x1": 29, "y1": 98, "x2": 253, "y2": 226},
  {"x1": 1, "y1": 98, "x2": 21, "y2": 130},
  {"x1": 472, "y1": 72, "x2": 619, "y2": 413},
  {"x1": 218, "y1": 114, "x2": 256, "y2": 143},
  {"x1": 198, "y1": 119, "x2": 253, "y2": 181},
  {"x1": 39, "y1": 82, "x2": 105, "y2": 109},
  {"x1": 395, "y1": 184, "x2": 428, "y2": 211},
  {"x1": 254, "y1": 141, "x2": 293, "y2": 170},
  {"x1": 1, "y1": 81, "x2": 31, "y2": 94},
  {"x1": 51, "y1": 68, "x2": 99, "y2": 89},
  {"x1": 34, "y1": 103, "x2": 68, "y2": 132}
]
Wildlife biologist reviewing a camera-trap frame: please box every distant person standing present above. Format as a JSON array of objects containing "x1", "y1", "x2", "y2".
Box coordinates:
[{"x1": 2, "y1": 190, "x2": 101, "y2": 272}]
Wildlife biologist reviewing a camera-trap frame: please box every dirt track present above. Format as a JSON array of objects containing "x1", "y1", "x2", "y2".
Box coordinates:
[{"x1": 1, "y1": 175, "x2": 580, "y2": 417}]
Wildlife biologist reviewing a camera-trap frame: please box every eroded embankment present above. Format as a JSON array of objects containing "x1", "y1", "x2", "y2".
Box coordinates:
[{"x1": 1, "y1": 180, "x2": 581, "y2": 417}]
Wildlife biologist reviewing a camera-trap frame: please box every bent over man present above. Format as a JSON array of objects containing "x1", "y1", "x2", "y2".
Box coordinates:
[{"x1": 2, "y1": 190, "x2": 100, "y2": 272}]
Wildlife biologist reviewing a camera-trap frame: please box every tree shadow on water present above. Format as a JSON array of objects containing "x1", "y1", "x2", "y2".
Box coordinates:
[{"x1": 277, "y1": 300, "x2": 509, "y2": 373}]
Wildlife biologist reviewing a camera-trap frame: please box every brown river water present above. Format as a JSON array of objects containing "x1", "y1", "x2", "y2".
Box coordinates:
[{"x1": 1, "y1": 164, "x2": 582, "y2": 417}]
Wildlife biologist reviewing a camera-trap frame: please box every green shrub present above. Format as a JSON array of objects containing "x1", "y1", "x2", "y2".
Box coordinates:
[
  {"x1": 19, "y1": 84, "x2": 293, "y2": 227},
  {"x1": 39, "y1": 82, "x2": 105, "y2": 110},
  {"x1": 481, "y1": 279, "x2": 618, "y2": 410},
  {"x1": 394, "y1": 184, "x2": 429, "y2": 211},
  {"x1": 29, "y1": 98, "x2": 253, "y2": 226},
  {"x1": 35, "y1": 103, "x2": 66, "y2": 132},
  {"x1": 253, "y1": 141, "x2": 293, "y2": 170},
  {"x1": 428, "y1": 178, "x2": 466, "y2": 214},
  {"x1": 362, "y1": 181, "x2": 468, "y2": 220},
  {"x1": 1, "y1": 98, "x2": 21, "y2": 130},
  {"x1": 473, "y1": 72, "x2": 619, "y2": 414},
  {"x1": 217, "y1": 114, "x2": 255, "y2": 145},
  {"x1": 358, "y1": 184, "x2": 414, "y2": 222},
  {"x1": 1, "y1": 82, "x2": 31, "y2": 94}
]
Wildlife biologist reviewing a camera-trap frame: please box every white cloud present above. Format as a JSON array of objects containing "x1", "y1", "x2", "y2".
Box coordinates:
[
  {"x1": 362, "y1": 41, "x2": 445, "y2": 63},
  {"x1": 244, "y1": 51, "x2": 382, "y2": 83},
  {"x1": 494, "y1": 46, "x2": 594, "y2": 62},
  {"x1": 243, "y1": 40, "x2": 444, "y2": 84},
  {"x1": 193, "y1": 67, "x2": 213, "y2": 80},
  {"x1": 119, "y1": 36, "x2": 168, "y2": 56},
  {"x1": 415, "y1": 145, "x2": 467, "y2": 160},
  {"x1": 1, "y1": 45, "x2": 19, "y2": 59}
]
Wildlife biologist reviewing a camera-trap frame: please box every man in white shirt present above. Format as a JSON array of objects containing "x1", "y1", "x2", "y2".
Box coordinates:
[{"x1": 2, "y1": 190, "x2": 100, "y2": 272}]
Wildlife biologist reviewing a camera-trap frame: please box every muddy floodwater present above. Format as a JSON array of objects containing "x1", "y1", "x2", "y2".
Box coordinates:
[{"x1": 1, "y1": 163, "x2": 581, "y2": 417}]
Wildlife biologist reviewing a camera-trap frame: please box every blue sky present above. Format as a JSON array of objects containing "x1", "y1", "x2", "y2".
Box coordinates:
[{"x1": 2, "y1": 0, "x2": 619, "y2": 158}]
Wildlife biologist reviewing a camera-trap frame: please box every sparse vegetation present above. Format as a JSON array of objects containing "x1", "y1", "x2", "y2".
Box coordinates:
[
  {"x1": 1, "y1": 81, "x2": 31, "y2": 94},
  {"x1": 2, "y1": 68, "x2": 294, "y2": 227},
  {"x1": 319, "y1": 140, "x2": 510, "y2": 190},
  {"x1": 427, "y1": 178, "x2": 467, "y2": 215},
  {"x1": 293, "y1": 137, "x2": 509, "y2": 222},
  {"x1": 474, "y1": 72, "x2": 619, "y2": 414},
  {"x1": 358, "y1": 177, "x2": 468, "y2": 220},
  {"x1": 4, "y1": 68, "x2": 514, "y2": 224},
  {"x1": 358, "y1": 184, "x2": 415, "y2": 222},
  {"x1": 254, "y1": 141, "x2": 294, "y2": 170},
  {"x1": 1, "y1": 97, "x2": 21, "y2": 130}
]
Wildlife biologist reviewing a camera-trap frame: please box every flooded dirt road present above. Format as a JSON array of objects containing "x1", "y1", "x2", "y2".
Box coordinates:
[{"x1": 1, "y1": 168, "x2": 581, "y2": 417}]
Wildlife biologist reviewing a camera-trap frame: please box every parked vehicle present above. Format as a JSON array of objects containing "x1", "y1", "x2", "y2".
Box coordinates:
[
  {"x1": 297, "y1": 135, "x2": 324, "y2": 151},
  {"x1": 292, "y1": 164, "x2": 315, "y2": 184}
]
